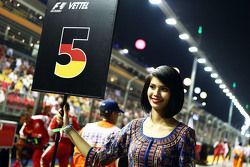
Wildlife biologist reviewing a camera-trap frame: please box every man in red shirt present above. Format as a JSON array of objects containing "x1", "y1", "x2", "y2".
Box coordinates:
[{"x1": 13, "y1": 112, "x2": 50, "y2": 167}]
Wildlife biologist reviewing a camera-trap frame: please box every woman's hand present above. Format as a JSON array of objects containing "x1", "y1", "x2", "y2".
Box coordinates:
[{"x1": 56, "y1": 105, "x2": 69, "y2": 127}]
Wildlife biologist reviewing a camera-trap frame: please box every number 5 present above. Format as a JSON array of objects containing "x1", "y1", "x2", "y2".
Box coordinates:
[{"x1": 54, "y1": 27, "x2": 90, "y2": 78}]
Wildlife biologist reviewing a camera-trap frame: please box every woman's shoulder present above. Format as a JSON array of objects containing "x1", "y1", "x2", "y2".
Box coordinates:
[
  {"x1": 129, "y1": 117, "x2": 146, "y2": 127},
  {"x1": 176, "y1": 122, "x2": 195, "y2": 138},
  {"x1": 121, "y1": 118, "x2": 146, "y2": 132}
]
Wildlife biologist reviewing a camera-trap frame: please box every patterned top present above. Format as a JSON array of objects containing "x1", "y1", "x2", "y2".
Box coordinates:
[{"x1": 85, "y1": 118, "x2": 196, "y2": 167}]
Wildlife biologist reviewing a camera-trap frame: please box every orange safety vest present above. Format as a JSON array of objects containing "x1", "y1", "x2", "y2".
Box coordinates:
[{"x1": 233, "y1": 146, "x2": 244, "y2": 167}]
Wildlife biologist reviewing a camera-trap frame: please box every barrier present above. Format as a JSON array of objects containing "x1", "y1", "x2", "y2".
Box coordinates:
[{"x1": 0, "y1": 120, "x2": 17, "y2": 167}]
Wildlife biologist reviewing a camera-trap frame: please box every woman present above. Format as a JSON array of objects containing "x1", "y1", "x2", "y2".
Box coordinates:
[{"x1": 57, "y1": 65, "x2": 196, "y2": 166}]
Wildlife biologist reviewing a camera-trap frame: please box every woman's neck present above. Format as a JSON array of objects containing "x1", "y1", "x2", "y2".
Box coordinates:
[{"x1": 150, "y1": 109, "x2": 177, "y2": 126}]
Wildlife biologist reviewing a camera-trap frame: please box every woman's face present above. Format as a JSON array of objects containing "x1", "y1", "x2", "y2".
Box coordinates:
[{"x1": 147, "y1": 77, "x2": 171, "y2": 112}]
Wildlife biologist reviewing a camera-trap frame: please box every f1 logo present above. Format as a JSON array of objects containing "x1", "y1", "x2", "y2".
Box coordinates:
[{"x1": 50, "y1": 2, "x2": 67, "y2": 13}]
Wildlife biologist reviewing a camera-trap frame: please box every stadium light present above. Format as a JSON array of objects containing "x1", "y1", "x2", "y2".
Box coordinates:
[
  {"x1": 204, "y1": 66, "x2": 212, "y2": 72},
  {"x1": 219, "y1": 84, "x2": 226, "y2": 89},
  {"x1": 165, "y1": 18, "x2": 177, "y2": 25},
  {"x1": 149, "y1": 0, "x2": 162, "y2": 5},
  {"x1": 223, "y1": 88, "x2": 229, "y2": 93},
  {"x1": 197, "y1": 58, "x2": 206, "y2": 64},
  {"x1": 188, "y1": 46, "x2": 198, "y2": 53},
  {"x1": 211, "y1": 73, "x2": 218, "y2": 78},
  {"x1": 215, "y1": 79, "x2": 222, "y2": 84},
  {"x1": 179, "y1": 33, "x2": 189, "y2": 40}
]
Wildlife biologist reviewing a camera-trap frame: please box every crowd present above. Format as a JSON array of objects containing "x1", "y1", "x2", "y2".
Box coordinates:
[{"x1": 0, "y1": 44, "x2": 144, "y2": 124}]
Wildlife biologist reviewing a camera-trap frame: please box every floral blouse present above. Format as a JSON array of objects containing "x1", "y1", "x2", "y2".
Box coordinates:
[{"x1": 85, "y1": 118, "x2": 196, "y2": 167}]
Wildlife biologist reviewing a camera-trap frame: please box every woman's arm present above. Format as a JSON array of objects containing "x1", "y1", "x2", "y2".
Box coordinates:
[
  {"x1": 56, "y1": 107, "x2": 91, "y2": 157},
  {"x1": 179, "y1": 127, "x2": 196, "y2": 167},
  {"x1": 64, "y1": 125, "x2": 91, "y2": 157}
]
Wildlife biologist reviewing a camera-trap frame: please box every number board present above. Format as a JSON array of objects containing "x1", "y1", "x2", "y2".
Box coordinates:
[{"x1": 32, "y1": 0, "x2": 118, "y2": 98}]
